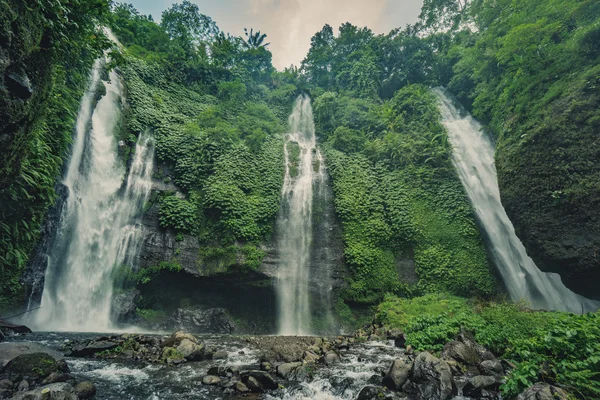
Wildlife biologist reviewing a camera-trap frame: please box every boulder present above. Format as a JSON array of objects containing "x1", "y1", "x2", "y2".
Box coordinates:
[
  {"x1": 241, "y1": 370, "x2": 277, "y2": 391},
  {"x1": 463, "y1": 375, "x2": 497, "y2": 397},
  {"x1": 160, "y1": 347, "x2": 184, "y2": 363},
  {"x1": 303, "y1": 351, "x2": 319, "y2": 363},
  {"x1": 162, "y1": 331, "x2": 197, "y2": 348},
  {"x1": 3, "y1": 353, "x2": 63, "y2": 383},
  {"x1": 176, "y1": 338, "x2": 204, "y2": 361},
  {"x1": 201, "y1": 375, "x2": 221, "y2": 385},
  {"x1": 276, "y1": 362, "x2": 302, "y2": 379},
  {"x1": 6, "y1": 72, "x2": 33, "y2": 100},
  {"x1": 456, "y1": 330, "x2": 495, "y2": 361},
  {"x1": 323, "y1": 351, "x2": 341, "y2": 365},
  {"x1": 11, "y1": 383, "x2": 77, "y2": 400},
  {"x1": 441, "y1": 340, "x2": 481, "y2": 366},
  {"x1": 357, "y1": 386, "x2": 387, "y2": 400},
  {"x1": 0, "y1": 379, "x2": 12, "y2": 399},
  {"x1": 172, "y1": 308, "x2": 236, "y2": 334},
  {"x1": 404, "y1": 352, "x2": 453, "y2": 400},
  {"x1": 478, "y1": 359, "x2": 504, "y2": 378},
  {"x1": 0, "y1": 342, "x2": 63, "y2": 367},
  {"x1": 517, "y1": 383, "x2": 570, "y2": 400},
  {"x1": 383, "y1": 359, "x2": 411, "y2": 390},
  {"x1": 207, "y1": 366, "x2": 228, "y2": 377},
  {"x1": 70, "y1": 340, "x2": 118, "y2": 357},
  {"x1": 0, "y1": 329, "x2": 4, "y2": 342},
  {"x1": 74, "y1": 381, "x2": 97, "y2": 399}
]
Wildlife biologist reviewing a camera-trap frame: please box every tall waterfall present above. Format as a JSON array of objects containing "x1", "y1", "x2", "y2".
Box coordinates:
[
  {"x1": 31, "y1": 60, "x2": 154, "y2": 332},
  {"x1": 435, "y1": 88, "x2": 599, "y2": 313},
  {"x1": 276, "y1": 95, "x2": 326, "y2": 335}
]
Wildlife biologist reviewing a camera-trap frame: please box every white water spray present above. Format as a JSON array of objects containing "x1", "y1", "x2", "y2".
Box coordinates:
[
  {"x1": 276, "y1": 95, "x2": 325, "y2": 335},
  {"x1": 31, "y1": 59, "x2": 154, "y2": 331},
  {"x1": 435, "y1": 88, "x2": 599, "y2": 313}
]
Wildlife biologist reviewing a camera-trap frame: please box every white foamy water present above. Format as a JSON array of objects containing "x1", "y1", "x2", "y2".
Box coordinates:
[
  {"x1": 276, "y1": 95, "x2": 326, "y2": 335},
  {"x1": 31, "y1": 54, "x2": 154, "y2": 331},
  {"x1": 435, "y1": 88, "x2": 599, "y2": 313}
]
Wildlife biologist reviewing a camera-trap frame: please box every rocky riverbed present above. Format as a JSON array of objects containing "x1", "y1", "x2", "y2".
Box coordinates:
[{"x1": 0, "y1": 326, "x2": 569, "y2": 400}]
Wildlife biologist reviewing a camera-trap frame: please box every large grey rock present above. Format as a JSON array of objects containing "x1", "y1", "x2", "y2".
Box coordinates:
[
  {"x1": 442, "y1": 340, "x2": 481, "y2": 366},
  {"x1": 11, "y1": 383, "x2": 77, "y2": 400},
  {"x1": 383, "y1": 359, "x2": 411, "y2": 390},
  {"x1": 276, "y1": 362, "x2": 302, "y2": 379},
  {"x1": 70, "y1": 340, "x2": 118, "y2": 357},
  {"x1": 0, "y1": 343, "x2": 63, "y2": 367},
  {"x1": 517, "y1": 383, "x2": 569, "y2": 400},
  {"x1": 478, "y1": 359, "x2": 504, "y2": 378},
  {"x1": 161, "y1": 331, "x2": 197, "y2": 348},
  {"x1": 0, "y1": 330, "x2": 4, "y2": 342},
  {"x1": 463, "y1": 375, "x2": 497, "y2": 397},
  {"x1": 172, "y1": 308, "x2": 236, "y2": 334},
  {"x1": 3, "y1": 353, "x2": 64, "y2": 383},
  {"x1": 456, "y1": 330, "x2": 495, "y2": 361},
  {"x1": 404, "y1": 352, "x2": 453, "y2": 400},
  {"x1": 176, "y1": 338, "x2": 204, "y2": 361}
]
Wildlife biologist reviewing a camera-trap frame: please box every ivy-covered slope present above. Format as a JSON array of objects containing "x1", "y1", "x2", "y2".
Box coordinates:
[
  {"x1": 442, "y1": 0, "x2": 600, "y2": 298},
  {"x1": 313, "y1": 85, "x2": 497, "y2": 306},
  {"x1": 0, "y1": 0, "x2": 109, "y2": 308}
]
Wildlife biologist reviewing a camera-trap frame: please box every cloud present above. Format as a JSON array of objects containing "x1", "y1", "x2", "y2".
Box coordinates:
[{"x1": 244, "y1": 0, "x2": 423, "y2": 69}]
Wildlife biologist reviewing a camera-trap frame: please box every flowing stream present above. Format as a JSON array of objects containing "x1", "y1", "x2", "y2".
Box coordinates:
[
  {"x1": 30, "y1": 59, "x2": 154, "y2": 332},
  {"x1": 276, "y1": 95, "x2": 326, "y2": 335},
  {"x1": 435, "y1": 88, "x2": 599, "y2": 313}
]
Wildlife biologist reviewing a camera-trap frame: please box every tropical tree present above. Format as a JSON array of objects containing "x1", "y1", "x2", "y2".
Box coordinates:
[{"x1": 242, "y1": 28, "x2": 270, "y2": 49}]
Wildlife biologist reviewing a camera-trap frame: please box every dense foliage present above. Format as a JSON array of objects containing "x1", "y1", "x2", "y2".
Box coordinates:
[
  {"x1": 0, "y1": 0, "x2": 111, "y2": 307},
  {"x1": 109, "y1": 2, "x2": 298, "y2": 274},
  {"x1": 376, "y1": 294, "x2": 600, "y2": 398},
  {"x1": 301, "y1": 25, "x2": 496, "y2": 304},
  {"x1": 435, "y1": 0, "x2": 600, "y2": 296}
]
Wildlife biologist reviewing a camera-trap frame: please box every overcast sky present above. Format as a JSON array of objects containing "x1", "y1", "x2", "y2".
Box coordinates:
[{"x1": 126, "y1": 0, "x2": 424, "y2": 69}]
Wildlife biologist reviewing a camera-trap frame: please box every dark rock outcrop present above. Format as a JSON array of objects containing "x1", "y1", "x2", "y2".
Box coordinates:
[
  {"x1": 2, "y1": 353, "x2": 66, "y2": 383},
  {"x1": 0, "y1": 342, "x2": 63, "y2": 368},
  {"x1": 403, "y1": 352, "x2": 453, "y2": 400},
  {"x1": 383, "y1": 359, "x2": 411, "y2": 390},
  {"x1": 111, "y1": 289, "x2": 140, "y2": 322},
  {"x1": 170, "y1": 308, "x2": 236, "y2": 334},
  {"x1": 516, "y1": 382, "x2": 569, "y2": 400}
]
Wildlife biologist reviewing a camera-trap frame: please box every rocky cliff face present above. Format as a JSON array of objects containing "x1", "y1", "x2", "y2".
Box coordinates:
[
  {"x1": 134, "y1": 161, "x2": 347, "y2": 333},
  {"x1": 496, "y1": 89, "x2": 600, "y2": 300}
]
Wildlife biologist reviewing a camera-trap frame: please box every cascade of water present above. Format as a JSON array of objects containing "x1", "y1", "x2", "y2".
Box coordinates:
[
  {"x1": 435, "y1": 88, "x2": 599, "y2": 313},
  {"x1": 31, "y1": 60, "x2": 154, "y2": 332},
  {"x1": 276, "y1": 95, "x2": 324, "y2": 335}
]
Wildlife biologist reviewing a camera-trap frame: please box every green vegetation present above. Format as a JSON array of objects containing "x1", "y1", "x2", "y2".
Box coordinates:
[
  {"x1": 0, "y1": 0, "x2": 111, "y2": 307},
  {"x1": 376, "y1": 294, "x2": 600, "y2": 398},
  {"x1": 435, "y1": 0, "x2": 600, "y2": 295},
  {"x1": 312, "y1": 84, "x2": 495, "y2": 304},
  {"x1": 108, "y1": 2, "x2": 299, "y2": 273}
]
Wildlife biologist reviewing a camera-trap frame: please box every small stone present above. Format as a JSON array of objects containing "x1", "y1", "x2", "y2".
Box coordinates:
[
  {"x1": 244, "y1": 376, "x2": 263, "y2": 393},
  {"x1": 234, "y1": 381, "x2": 250, "y2": 393},
  {"x1": 0, "y1": 380, "x2": 13, "y2": 389},
  {"x1": 213, "y1": 350, "x2": 228, "y2": 360},
  {"x1": 41, "y1": 373, "x2": 70, "y2": 385},
  {"x1": 74, "y1": 381, "x2": 97, "y2": 399},
  {"x1": 202, "y1": 375, "x2": 222, "y2": 385},
  {"x1": 17, "y1": 380, "x2": 29, "y2": 392},
  {"x1": 260, "y1": 362, "x2": 272, "y2": 371}
]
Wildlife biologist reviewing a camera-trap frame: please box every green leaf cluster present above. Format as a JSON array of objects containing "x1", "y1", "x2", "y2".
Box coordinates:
[{"x1": 376, "y1": 294, "x2": 600, "y2": 399}]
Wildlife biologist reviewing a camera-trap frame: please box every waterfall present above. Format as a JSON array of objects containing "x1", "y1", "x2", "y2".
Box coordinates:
[
  {"x1": 276, "y1": 95, "x2": 326, "y2": 335},
  {"x1": 435, "y1": 88, "x2": 599, "y2": 313},
  {"x1": 30, "y1": 59, "x2": 154, "y2": 332}
]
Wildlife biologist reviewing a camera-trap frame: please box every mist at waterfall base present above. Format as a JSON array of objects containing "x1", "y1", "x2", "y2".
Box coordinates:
[
  {"x1": 28, "y1": 59, "x2": 155, "y2": 332},
  {"x1": 276, "y1": 95, "x2": 334, "y2": 335},
  {"x1": 435, "y1": 88, "x2": 599, "y2": 313}
]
